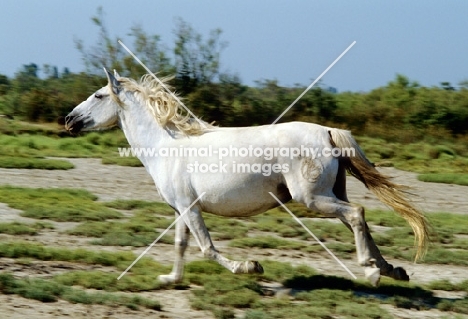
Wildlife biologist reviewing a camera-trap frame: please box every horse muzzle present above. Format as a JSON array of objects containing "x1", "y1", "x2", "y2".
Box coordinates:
[{"x1": 64, "y1": 114, "x2": 85, "y2": 134}]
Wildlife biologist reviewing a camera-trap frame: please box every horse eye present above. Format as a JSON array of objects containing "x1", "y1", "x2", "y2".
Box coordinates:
[{"x1": 95, "y1": 93, "x2": 103, "y2": 99}]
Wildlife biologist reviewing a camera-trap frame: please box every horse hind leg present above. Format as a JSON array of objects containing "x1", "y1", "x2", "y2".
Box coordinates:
[
  {"x1": 336, "y1": 215, "x2": 409, "y2": 282},
  {"x1": 362, "y1": 223, "x2": 409, "y2": 281},
  {"x1": 304, "y1": 196, "x2": 381, "y2": 286},
  {"x1": 283, "y1": 160, "x2": 377, "y2": 283},
  {"x1": 333, "y1": 161, "x2": 409, "y2": 281}
]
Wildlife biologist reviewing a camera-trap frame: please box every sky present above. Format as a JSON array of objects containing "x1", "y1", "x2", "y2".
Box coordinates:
[{"x1": 1, "y1": 1, "x2": 467, "y2": 92}]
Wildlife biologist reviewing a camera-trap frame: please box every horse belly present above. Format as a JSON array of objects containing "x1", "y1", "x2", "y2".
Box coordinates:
[{"x1": 196, "y1": 175, "x2": 289, "y2": 217}]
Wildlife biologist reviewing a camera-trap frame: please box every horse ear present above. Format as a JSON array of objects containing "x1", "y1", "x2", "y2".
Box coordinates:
[
  {"x1": 113, "y1": 69, "x2": 121, "y2": 78},
  {"x1": 103, "y1": 67, "x2": 121, "y2": 95}
]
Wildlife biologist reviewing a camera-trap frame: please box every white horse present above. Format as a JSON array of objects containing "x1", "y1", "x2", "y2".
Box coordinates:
[{"x1": 65, "y1": 69, "x2": 429, "y2": 286}]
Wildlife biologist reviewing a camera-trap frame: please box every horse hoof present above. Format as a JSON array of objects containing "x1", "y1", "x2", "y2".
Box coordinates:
[
  {"x1": 158, "y1": 274, "x2": 180, "y2": 285},
  {"x1": 393, "y1": 267, "x2": 409, "y2": 281},
  {"x1": 252, "y1": 261, "x2": 264, "y2": 274},
  {"x1": 365, "y1": 266, "x2": 381, "y2": 287},
  {"x1": 245, "y1": 261, "x2": 264, "y2": 274}
]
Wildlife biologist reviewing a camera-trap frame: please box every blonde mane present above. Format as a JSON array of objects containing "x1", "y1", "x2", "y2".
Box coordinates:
[{"x1": 114, "y1": 75, "x2": 213, "y2": 135}]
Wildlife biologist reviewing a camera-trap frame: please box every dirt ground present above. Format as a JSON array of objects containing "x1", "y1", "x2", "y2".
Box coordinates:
[{"x1": 0, "y1": 158, "x2": 467, "y2": 318}]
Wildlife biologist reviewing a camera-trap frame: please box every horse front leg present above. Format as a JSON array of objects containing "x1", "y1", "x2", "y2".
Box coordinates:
[
  {"x1": 177, "y1": 205, "x2": 263, "y2": 275},
  {"x1": 158, "y1": 212, "x2": 190, "y2": 284}
]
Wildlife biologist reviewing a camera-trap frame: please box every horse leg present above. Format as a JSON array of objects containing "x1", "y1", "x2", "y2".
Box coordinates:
[
  {"x1": 176, "y1": 205, "x2": 263, "y2": 276},
  {"x1": 338, "y1": 219, "x2": 409, "y2": 281},
  {"x1": 158, "y1": 212, "x2": 190, "y2": 284},
  {"x1": 333, "y1": 164, "x2": 409, "y2": 281},
  {"x1": 305, "y1": 196, "x2": 381, "y2": 286},
  {"x1": 363, "y1": 222, "x2": 409, "y2": 281}
]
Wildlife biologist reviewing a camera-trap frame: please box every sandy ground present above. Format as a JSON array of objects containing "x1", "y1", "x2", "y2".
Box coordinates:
[{"x1": 0, "y1": 158, "x2": 467, "y2": 318}]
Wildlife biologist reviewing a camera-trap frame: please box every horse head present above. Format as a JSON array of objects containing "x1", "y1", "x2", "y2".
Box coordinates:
[{"x1": 64, "y1": 68, "x2": 121, "y2": 134}]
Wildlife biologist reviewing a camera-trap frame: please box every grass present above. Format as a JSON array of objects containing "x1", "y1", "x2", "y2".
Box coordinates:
[
  {"x1": 1, "y1": 234, "x2": 468, "y2": 318},
  {"x1": 103, "y1": 199, "x2": 175, "y2": 215},
  {"x1": 0, "y1": 155, "x2": 74, "y2": 170},
  {"x1": 68, "y1": 215, "x2": 174, "y2": 246},
  {"x1": 67, "y1": 199, "x2": 176, "y2": 246},
  {"x1": 247, "y1": 214, "x2": 306, "y2": 238},
  {"x1": 101, "y1": 156, "x2": 143, "y2": 167},
  {"x1": 0, "y1": 273, "x2": 161, "y2": 310},
  {"x1": 0, "y1": 119, "x2": 139, "y2": 168},
  {"x1": 0, "y1": 186, "x2": 122, "y2": 222},
  {"x1": 303, "y1": 219, "x2": 354, "y2": 242},
  {"x1": 0, "y1": 221, "x2": 54, "y2": 235},
  {"x1": 348, "y1": 209, "x2": 468, "y2": 265},
  {"x1": 186, "y1": 260, "x2": 468, "y2": 318},
  {"x1": 367, "y1": 210, "x2": 468, "y2": 265},
  {"x1": 0, "y1": 239, "x2": 171, "y2": 292},
  {"x1": 53, "y1": 269, "x2": 169, "y2": 292},
  {"x1": 229, "y1": 235, "x2": 306, "y2": 250},
  {"x1": 203, "y1": 215, "x2": 250, "y2": 240},
  {"x1": 0, "y1": 238, "x2": 467, "y2": 317},
  {"x1": 426, "y1": 279, "x2": 468, "y2": 292},
  {"x1": 72, "y1": 199, "x2": 248, "y2": 245},
  {"x1": 418, "y1": 173, "x2": 468, "y2": 186},
  {"x1": 0, "y1": 240, "x2": 171, "y2": 290},
  {"x1": 356, "y1": 136, "x2": 468, "y2": 174},
  {"x1": 202, "y1": 203, "x2": 323, "y2": 242},
  {"x1": 0, "y1": 241, "x2": 137, "y2": 267}
]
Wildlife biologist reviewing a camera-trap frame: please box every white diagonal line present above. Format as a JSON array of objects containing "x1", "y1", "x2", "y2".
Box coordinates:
[
  {"x1": 268, "y1": 192, "x2": 357, "y2": 280},
  {"x1": 118, "y1": 40, "x2": 208, "y2": 129},
  {"x1": 270, "y1": 41, "x2": 356, "y2": 126},
  {"x1": 117, "y1": 192, "x2": 206, "y2": 280}
]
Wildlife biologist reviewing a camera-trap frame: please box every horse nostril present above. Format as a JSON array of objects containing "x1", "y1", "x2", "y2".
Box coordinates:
[{"x1": 65, "y1": 115, "x2": 74, "y2": 125}]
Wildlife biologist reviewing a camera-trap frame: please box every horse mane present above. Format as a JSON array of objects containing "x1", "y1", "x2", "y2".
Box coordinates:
[{"x1": 115, "y1": 75, "x2": 213, "y2": 136}]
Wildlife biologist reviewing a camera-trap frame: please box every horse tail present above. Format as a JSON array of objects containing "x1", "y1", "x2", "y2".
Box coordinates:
[{"x1": 328, "y1": 128, "x2": 429, "y2": 261}]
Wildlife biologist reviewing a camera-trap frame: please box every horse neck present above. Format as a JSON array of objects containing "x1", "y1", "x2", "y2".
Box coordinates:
[{"x1": 117, "y1": 94, "x2": 170, "y2": 150}]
